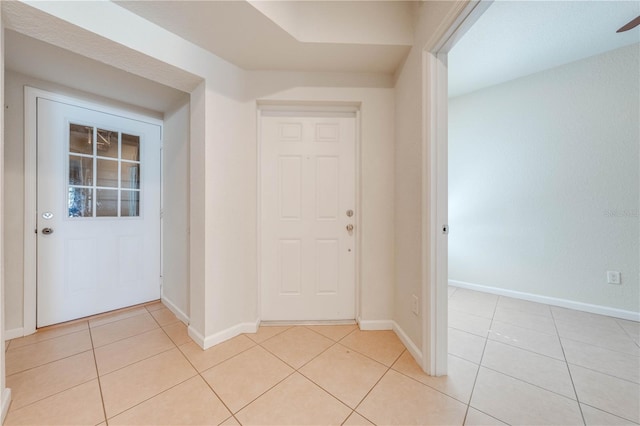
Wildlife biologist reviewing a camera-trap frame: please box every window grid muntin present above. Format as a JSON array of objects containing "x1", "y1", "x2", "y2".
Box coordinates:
[{"x1": 68, "y1": 123, "x2": 141, "y2": 218}]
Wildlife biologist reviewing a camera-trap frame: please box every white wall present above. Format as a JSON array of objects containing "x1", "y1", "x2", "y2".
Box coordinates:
[
  {"x1": 449, "y1": 44, "x2": 640, "y2": 315},
  {"x1": 246, "y1": 73, "x2": 396, "y2": 324},
  {"x1": 162, "y1": 101, "x2": 190, "y2": 320}
]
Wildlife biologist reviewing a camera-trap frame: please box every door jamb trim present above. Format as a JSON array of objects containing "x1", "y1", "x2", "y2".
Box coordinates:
[
  {"x1": 23, "y1": 86, "x2": 163, "y2": 335},
  {"x1": 421, "y1": 0, "x2": 492, "y2": 375},
  {"x1": 255, "y1": 103, "x2": 362, "y2": 322}
]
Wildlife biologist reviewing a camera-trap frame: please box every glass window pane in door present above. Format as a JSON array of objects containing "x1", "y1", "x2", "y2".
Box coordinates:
[
  {"x1": 97, "y1": 129, "x2": 118, "y2": 158},
  {"x1": 96, "y1": 159, "x2": 118, "y2": 188},
  {"x1": 69, "y1": 156, "x2": 93, "y2": 185},
  {"x1": 69, "y1": 124, "x2": 93, "y2": 155},
  {"x1": 122, "y1": 134, "x2": 140, "y2": 161},
  {"x1": 68, "y1": 187, "x2": 93, "y2": 217},
  {"x1": 96, "y1": 189, "x2": 118, "y2": 217},
  {"x1": 121, "y1": 190, "x2": 140, "y2": 217},
  {"x1": 121, "y1": 163, "x2": 140, "y2": 189}
]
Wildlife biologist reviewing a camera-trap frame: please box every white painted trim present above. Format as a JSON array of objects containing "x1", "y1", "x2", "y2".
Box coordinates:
[
  {"x1": 354, "y1": 110, "x2": 363, "y2": 323},
  {"x1": 256, "y1": 107, "x2": 263, "y2": 321},
  {"x1": 393, "y1": 321, "x2": 423, "y2": 366},
  {"x1": 4, "y1": 328, "x2": 25, "y2": 341},
  {"x1": 422, "y1": 50, "x2": 449, "y2": 377},
  {"x1": 187, "y1": 325, "x2": 205, "y2": 348},
  {"x1": 23, "y1": 86, "x2": 164, "y2": 334},
  {"x1": 1, "y1": 388, "x2": 12, "y2": 424},
  {"x1": 449, "y1": 280, "x2": 640, "y2": 322},
  {"x1": 357, "y1": 319, "x2": 393, "y2": 331},
  {"x1": 256, "y1": 105, "x2": 362, "y2": 322},
  {"x1": 422, "y1": 0, "x2": 491, "y2": 377},
  {"x1": 257, "y1": 101, "x2": 361, "y2": 114},
  {"x1": 161, "y1": 295, "x2": 189, "y2": 325},
  {"x1": 357, "y1": 319, "x2": 424, "y2": 365},
  {"x1": 195, "y1": 320, "x2": 261, "y2": 350},
  {"x1": 23, "y1": 86, "x2": 38, "y2": 336}
]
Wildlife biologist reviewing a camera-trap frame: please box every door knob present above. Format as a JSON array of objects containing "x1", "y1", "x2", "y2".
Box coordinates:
[
  {"x1": 41, "y1": 228, "x2": 54, "y2": 235},
  {"x1": 346, "y1": 224, "x2": 354, "y2": 232}
]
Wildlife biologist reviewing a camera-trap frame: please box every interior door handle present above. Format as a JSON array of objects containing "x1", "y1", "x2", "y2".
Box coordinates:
[{"x1": 41, "y1": 228, "x2": 54, "y2": 235}]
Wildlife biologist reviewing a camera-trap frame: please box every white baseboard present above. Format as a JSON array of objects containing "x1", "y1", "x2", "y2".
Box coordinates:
[
  {"x1": 1, "y1": 388, "x2": 12, "y2": 423},
  {"x1": 357, "y1": 319, "x2": 425, "y2": 369},
  {"x1": 189, "y1": 319, "x2": 260, "y2": 350},
  {"x1": 161, "y1": 295, "x2": 189, "y2": 325},
  {"x1": 4, "y1": 328, "x2": 25, "y2": 340},
  {"x1": 392, "y1": 321, "x2": 423, "y2": 366},
  {"x1": 357, "y1": 318, "x2": 393, "y2": 330},
  {"x1": 187, "y1": 325, "x2": 205, "y2": 348},
  {"x1": 449, "y1": 280, "x2": 640, "y2": 322}
]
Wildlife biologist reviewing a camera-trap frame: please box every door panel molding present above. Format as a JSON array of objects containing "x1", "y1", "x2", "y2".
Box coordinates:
[
  {"x1": 257, "y1": 104, "x2": 361, "y2": 322},
  {"x1": 23, "y1": 87, "x2": 162, "y2": 335}
]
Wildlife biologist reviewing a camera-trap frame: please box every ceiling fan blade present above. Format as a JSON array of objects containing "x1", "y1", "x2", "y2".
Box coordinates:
[{"x1": 617, "y1": 15, "x2": 640, "y2": 33}]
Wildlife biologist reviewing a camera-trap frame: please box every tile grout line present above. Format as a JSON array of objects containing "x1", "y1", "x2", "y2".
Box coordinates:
[
  {"x1": 461, "y1": 297, "x2": 498, "y2": 425},
  {"x1": 87, "y1": 321, "x2": 109, "y2": 426},
  {"x1": 550, "y1": 307, "x2": 587, "y2": 426},
  {"x1": 91, "y1": 316, "x2": 161, "y2": 344},
  {"x1": 614, "y1": 319, "x2": 640, "y2": 348},
  {"x1": 248, "y1": 326, "x2": 365, "y2": 424},
  {"x1": 5, "y1": 326, "x2": 88, "y2": 352},
  {"x1": 348, "y1": 349, "x2": 399, "y2": 426},
  {"x1": 94, "y1": 305, "x2": 198, "y2": 422},
  {"x1": 5, "y1": 334, "x2": 96, "y2": 377},
  {"x1": 105, "y1": 307, "x2": 232, "y2": 424},
  {"x1": 5, "y1": 376, "x2": 99, "y2": 418},
  {"x1": 579, "y1": 402, "x2": 640, "y2": 425},
  {"x1": 169, "y1": 325, "x2": 259, "y2": 424},
  {"x1": 203, "y1": 326, "x2": 387, "y2": 424},
  {"x1": 389, "y1": 361, "x2": 476, "y2": 407}
]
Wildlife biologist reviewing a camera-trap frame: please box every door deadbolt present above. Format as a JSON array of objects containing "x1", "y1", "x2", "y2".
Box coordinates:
[
  {"x1": 41, "y1": 228, "x2": 54, "y2": 235},
  {"x1": 346, "y1": 209, "x2": 354, "y2": 217}
]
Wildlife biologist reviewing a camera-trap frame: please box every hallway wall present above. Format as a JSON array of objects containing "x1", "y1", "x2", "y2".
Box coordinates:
[
  {"x1": 3, "y1": 71, "x2": 186, "y2": 335},
  {"x1": 162, "y1": 101, "x2": 190, "y2": 320},
  {"x1": 246, "y1": 74, "x2": 396, "y2": 324},
  {"x1": 449, "y1": 44, "x2": 640, "y2": 316}
]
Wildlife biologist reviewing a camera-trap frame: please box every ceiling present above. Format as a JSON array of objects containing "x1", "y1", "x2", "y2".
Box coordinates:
[
  {"x1": 114, "y1": 0, "x2": 415, "y2": 74},
  {"x1": 449, "y1": 1, "x2": 640, "y2": 98},
  {"x1": 4, "y1": 30, "x2": 188, "y2": 113}
]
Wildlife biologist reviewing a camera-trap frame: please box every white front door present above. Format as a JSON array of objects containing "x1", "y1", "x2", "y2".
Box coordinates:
[
  {"x1": 37, "y1": 97, "x2": 161, "y2": 327},
  {"x1": 260, "y1": 113, "x2": 356, "y2": 321}
]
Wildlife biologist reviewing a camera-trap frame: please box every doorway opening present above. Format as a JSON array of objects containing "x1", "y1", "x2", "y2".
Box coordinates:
[
  {"x1": 257, "y1": 104, "x2": 361, "y2": 323},
  {"x1": 23, "y1": 87, "x2": 163, "y2": 332}
]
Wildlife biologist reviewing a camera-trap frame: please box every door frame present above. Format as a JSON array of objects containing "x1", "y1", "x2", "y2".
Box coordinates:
[
  {"x1": 22, "y1": 86, "x2": 164, "y2": 335},
  {"x1": 256, "y1": 102, "x2": 362, "y2": 322},
  {"x1": 421, "y1": 1, "x2": 492, "y2": 374}
]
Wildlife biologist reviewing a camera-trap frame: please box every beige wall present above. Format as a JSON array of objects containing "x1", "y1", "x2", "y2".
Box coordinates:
[
  {"x1": 392, "y1": 0, "x2": 467, "y2": 359},
  {"x1": 3, "y1": 71, "x2": 181, "y2": 334},
  {"x1": 246, "y1": 75, "x2": 396, "y2": 323},
  {"x1": 161, "y1": 101, "x2": 190, "y2": 319},
  {"x1": 2, "y1": 1, "x2": 469, "y2": 361}
]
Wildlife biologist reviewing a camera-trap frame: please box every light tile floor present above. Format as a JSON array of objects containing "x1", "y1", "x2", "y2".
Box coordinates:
[{"x1": 3, "y1": 288, "x2": 639, "y2": 425}]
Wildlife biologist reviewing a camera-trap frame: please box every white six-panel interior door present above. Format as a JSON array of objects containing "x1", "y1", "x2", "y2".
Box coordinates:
[
  {"x1": 260, "y1": 112, "x2": 356, "y2": 321},
  {"x1": 36, "y1": 96, "x2": 161, "y2": 327}
]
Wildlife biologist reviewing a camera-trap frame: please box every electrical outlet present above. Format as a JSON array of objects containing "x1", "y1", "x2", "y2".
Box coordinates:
[
  {"x1": 411, "y1": 294, "x2": 419, "y2": 315},
  {"x1": 607, "y1": 271, "x2": 621, "y2": 285}
]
